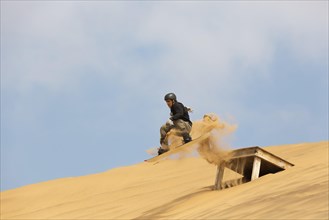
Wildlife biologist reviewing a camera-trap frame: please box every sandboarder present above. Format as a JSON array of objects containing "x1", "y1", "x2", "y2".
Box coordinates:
[{"x1": 158, "y1": 93, "x2": 193, "y2": 155}]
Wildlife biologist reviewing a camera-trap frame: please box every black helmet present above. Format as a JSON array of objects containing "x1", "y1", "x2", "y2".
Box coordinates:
[{"x1": 164, "y1": 93, "x2": 177, "y2": 101}]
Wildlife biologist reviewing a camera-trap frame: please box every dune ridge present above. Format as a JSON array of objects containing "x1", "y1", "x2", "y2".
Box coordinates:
[{"x1": 1, "y1": 141, "x2": 328, "y2": 220}]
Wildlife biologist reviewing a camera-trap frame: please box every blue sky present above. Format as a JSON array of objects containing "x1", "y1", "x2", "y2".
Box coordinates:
[{"x1": 1, "y1": 1, "x2": 328, "y2": 191}]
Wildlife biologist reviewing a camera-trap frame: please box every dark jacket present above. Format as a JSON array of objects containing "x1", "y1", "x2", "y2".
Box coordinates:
[{"x1": 170, "y1": 102, "x2": 192, "y2": 125}]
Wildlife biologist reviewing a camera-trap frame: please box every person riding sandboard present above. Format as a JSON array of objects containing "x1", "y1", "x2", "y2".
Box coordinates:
[{"x1": 158, "y1": 93, "x2": 193, "y2": 155}]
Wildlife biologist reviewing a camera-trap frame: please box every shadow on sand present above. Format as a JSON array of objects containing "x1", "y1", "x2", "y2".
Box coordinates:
[{"x1": 133, "y1": 186, "x2": 214, "y2": 220}]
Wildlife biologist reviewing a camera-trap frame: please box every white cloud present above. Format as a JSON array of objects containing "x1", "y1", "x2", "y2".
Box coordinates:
[{"x1": 1, "y1": 1, "x2": 327, "y2": 100}]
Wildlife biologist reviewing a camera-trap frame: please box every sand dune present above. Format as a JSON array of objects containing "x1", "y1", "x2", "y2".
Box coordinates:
[{"x1": 1, "y1": 141, "x2": 328, "y2": 219}]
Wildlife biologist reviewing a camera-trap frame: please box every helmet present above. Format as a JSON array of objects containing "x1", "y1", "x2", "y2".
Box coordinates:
[{"x1": 164, "y1": 93, "x2": 177, "y2": 101}]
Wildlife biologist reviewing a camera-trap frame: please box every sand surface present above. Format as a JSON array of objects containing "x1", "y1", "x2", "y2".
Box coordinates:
[{"x1": 1, "y1": 141, "x2": 328, "y2": 219}]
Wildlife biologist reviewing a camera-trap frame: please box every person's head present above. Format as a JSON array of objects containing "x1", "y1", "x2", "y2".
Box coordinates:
[{"x1": 164, "y1": 93, "x2": 176, "y2": 108}]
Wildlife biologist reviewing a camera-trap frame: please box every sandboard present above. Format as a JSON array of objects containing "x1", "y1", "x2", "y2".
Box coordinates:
[{"x1": 144, "y1": 132, "x2": 211, "y2": 163}]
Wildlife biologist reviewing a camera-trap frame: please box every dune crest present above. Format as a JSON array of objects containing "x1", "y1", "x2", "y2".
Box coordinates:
[{"x1": 1, "y1": 141, "x2": 328, "y2": 219}]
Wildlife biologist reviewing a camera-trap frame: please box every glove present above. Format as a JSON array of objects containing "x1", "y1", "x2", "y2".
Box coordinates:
[
  {"x1": 186, "y1": 106, "x2": 193, "y2": 113},
  {"x1": 166, "y1": 118, "x2": 174, "y2": 126}
]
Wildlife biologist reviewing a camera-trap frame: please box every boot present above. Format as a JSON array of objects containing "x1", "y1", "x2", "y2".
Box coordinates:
[
  {"x1": 182, "y1": 133, "x2": 192, "y2": 144},
  {"x1": 158, "y1": 147, "x2": 169, "y2": 155}
]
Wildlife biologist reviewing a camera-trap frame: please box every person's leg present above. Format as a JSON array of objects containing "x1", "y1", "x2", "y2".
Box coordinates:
[
  {"x1": 182, "y1": 132, "x2": 192, "y2": 143},
  {"x1": 160, "y1": 123, "x2": 174, "y2": 147},
  {"x1": 174, "y1": 120, "x2": 192, "y2": 143}
]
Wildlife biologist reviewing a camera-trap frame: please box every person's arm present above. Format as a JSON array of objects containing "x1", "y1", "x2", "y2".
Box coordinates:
[{"x1": 170, "y1": 103, "x2": 184, "y2": 121}]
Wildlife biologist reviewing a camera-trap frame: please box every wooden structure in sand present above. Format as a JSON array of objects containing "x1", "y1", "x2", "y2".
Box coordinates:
[{"x1": 214, "y1": 146, "x2": 294, "y2": 190}]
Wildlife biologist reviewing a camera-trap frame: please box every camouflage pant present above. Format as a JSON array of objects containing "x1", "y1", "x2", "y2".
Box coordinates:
[{"x1": 160, "y1": 119, "x2": 192, "y2": 146}]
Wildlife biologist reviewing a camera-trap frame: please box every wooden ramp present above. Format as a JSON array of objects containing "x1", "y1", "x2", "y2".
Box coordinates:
[{"x1": 214, "y1": 146, "x2": 294, "y2": 190}]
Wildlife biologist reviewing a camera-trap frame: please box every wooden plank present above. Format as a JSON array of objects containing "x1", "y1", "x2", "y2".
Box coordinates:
[
  {"x1": 214, "y1": 161, "x2": 226, "y2": 190},
  {"x1": 229, "y1": 147, "x2": 258, "y2": 158},
  {"x1": 255, "y1": 148, "x2": 294, "y2": 169},
  {"x1": 251, "y1": 157, "x2": 261, "y2": 180},
  {"x1": 228, "y1": 147, "x2": 294, "y2": 169},
  {"x1": 214, "y1": 146, "x2": 294, "y2": 189}
]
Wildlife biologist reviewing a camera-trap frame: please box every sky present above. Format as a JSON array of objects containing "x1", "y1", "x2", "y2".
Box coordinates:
[{"x1": 1, "y1": 1, "x2": 328, "y2": 191}]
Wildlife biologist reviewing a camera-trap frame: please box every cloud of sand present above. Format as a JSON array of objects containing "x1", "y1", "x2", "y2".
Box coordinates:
[
  {"x1": 166, "y1": 113, "x2": 237, "y2": 165},
  {"x1": 191, "y1": 114, "x2": 243, "y2": 188},
  {"x1": 192, "y1": 113, "x2": 237, "y2": 165}
]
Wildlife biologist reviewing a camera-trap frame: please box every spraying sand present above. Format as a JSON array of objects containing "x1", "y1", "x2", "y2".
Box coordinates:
[{"x1": 159, "y1": 113, "x2": 237, "y2": 165}]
